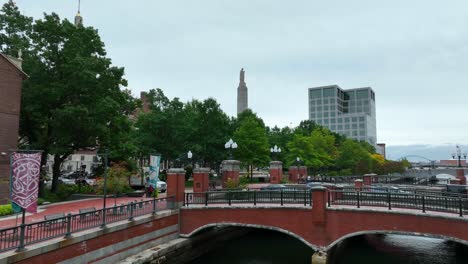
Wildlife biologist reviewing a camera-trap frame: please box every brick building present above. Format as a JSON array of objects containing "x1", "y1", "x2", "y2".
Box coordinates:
[{"x1": 0, "y1": 53, "x2": 27, "y2": 204}]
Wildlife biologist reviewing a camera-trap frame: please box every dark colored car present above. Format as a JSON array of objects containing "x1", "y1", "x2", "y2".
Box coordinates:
[{"x1": 260, "y1": 184, "x2": 287, "y2": 191}]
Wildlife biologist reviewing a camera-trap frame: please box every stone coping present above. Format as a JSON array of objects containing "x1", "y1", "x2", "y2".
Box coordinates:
[
  {"x1": 193, "y1": 168, "x2": 210, "y2": 173},
  {"x1": 168, "y1": 168, "x2": 185, "y2": 174},
  {"x1": 327, "y1": 206, "x2": 468, "y2": 221}
]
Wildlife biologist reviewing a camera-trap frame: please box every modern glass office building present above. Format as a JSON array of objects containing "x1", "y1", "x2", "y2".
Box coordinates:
[{"x1": 308, "y1": 85, "x2": 377, "y2": 146}]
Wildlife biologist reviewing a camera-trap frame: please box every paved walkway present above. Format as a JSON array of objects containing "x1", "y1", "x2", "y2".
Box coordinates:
[{"x1": 0, "y1": 194, "x2": 167, "y2": 229}]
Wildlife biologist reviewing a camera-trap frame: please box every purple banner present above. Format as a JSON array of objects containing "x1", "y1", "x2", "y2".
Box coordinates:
[{"x1": 11, "y1": 152, "x2": 41, "y2": 213}]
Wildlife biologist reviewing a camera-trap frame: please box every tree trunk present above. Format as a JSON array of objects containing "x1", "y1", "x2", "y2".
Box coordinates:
[
  {"x1": 51, "y1": 155, "x2": 61, "y2": 193},
  {"x1": 38, "y1": 151, "x2": 48, "y2": 198}
]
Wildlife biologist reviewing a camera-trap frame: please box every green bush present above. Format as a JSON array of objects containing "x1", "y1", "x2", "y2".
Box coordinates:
[
  {"x1": 0, "y1": 204, "x2": 13, "y2": 216},
  {"x1": 37, "y1": 198, "x2": 45, "y2": 205},
  {"x1": 280, "y1": 177, "x2": 289, "y2": 184},
  {"x1": 185, "y1": 180, "x2": 194, "y2": 188},
  {"x1": 56, "y1": 184, "x2": 76, "y2": 200}
]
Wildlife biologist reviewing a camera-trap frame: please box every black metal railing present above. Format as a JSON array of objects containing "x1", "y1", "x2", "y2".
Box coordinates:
[
  {"x1": 328, "y1": 190, "x2": 468, "y2": 217},
  {"x1": 0, "y1": 196, "x2": 175, "y2": 253},
  {"x1": 184, "y1": 190, "x2": 312, "y2": 207}
]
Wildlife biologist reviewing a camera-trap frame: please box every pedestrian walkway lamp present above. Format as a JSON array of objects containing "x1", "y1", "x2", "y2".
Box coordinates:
[
  {"x1": 452, "y1": 145, "x2": 467, "y2": 167},
  {"x1": 99, "y1": 151, "x2": 109, "y2": 228},
  {"x1": 270, "y1": 145, "x2": 281, "y2": 161},
  {"x1": 296, "y1": 157, "x2": 301, "y2": 182},
  {"x1": 225, "y1": 138, "x2": 238, "y2": 159}
]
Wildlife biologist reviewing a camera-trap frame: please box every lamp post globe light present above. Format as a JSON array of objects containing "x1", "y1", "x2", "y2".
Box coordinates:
[
  {"x1": 270, "y1": 145, "x2": 281, "y2": 161},
  {"x1": 452, "y1": 145, "x2": 467, "y2": 167},
  {"x1": 225, "y1": 138, "x2": 238, "y2": 159}
]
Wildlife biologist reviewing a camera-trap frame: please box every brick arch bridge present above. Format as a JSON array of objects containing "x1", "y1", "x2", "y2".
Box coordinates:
[{"x1": 179, "y1": 188, "x2": 468, "y2": 251}]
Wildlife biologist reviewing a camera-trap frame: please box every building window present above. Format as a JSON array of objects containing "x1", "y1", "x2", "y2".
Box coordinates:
[
  {"x1": 317, "y1": 106, "x2": 322, "y2": 111},
  {"x1": 310, "y1": 89, "x2": 321, "y2": 98},
  {"x1": 345, "y1": 124, "x2": 350, "y2": 129},
  {"x1": 330, "y1": 125, "x2": 336, "y2": 130},
  {"x1": 310, "y1": 113, "x2": 316, "y2": 118},
  {"x1": 323, "y1": 119, "x2": 329, "y2": 124},
  {"x1": 324, "y1": 105, "x2": 329, "y2": 111},
  {"x1": 353, "y1": 131, "x2": 358, "y2": 136},
  {"x1": 352, "y1": 117, "x2": 357, "y2": 122},
  {"x1": 356, "y1": 90, "x2": 368, "y2": 99},
  {"x1": 323, "y1": 99, "x2": 328, "y2": 104},
  {"x1": 345, "y1": 118, "x2": 350, "y2": 123},
  {"x1": 359, "y1": 123, "x2": 365, "y2": 129},
  {"x1": 330, "y1": 119, "x2": 336, "y2": 124},
  {"x1": 338, "y1": 125, "x2": 343, "y2": 130},
  {"x1": 81, "y1": 155, "x2": 85, "y2": 161},
  {"x1": 330, "y1": 112, "x2": 336, "y2": 117},
  {"x1": 352, "y1": 124, "x2": 357, "y2": 129},
  {"x1": 324, "y1": 112, "x2": 329, "y2": 117},
  {"x1": 359, "y1": 116, "x2": 364, "y2": 122},
  {"x1": 323, "y1": 87, "x2": 335, "y2": 97},
  {"x1": 359, "y1": 130, "x2": 365, "y2": 136}
]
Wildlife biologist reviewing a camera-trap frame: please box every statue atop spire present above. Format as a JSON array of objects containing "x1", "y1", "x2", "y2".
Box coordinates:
[
  {"x1": 237, "y1": 68, "x2": 248, "y2": 115},
  {"x1": 74, "y1": 0, "x2": 83, "y2": 26}
]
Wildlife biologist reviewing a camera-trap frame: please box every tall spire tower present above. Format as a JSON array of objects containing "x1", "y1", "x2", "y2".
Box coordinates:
[
  {"x1": 74, "y1": 0, "x2": 83, "y2": 26},
  {"x1": 237, "y1": 68, "x2": 248, "y2": 115}
]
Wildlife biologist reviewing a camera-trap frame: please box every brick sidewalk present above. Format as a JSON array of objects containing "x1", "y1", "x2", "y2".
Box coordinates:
[{"x1": 0, "y1": 193, "x2": 167, "y2": 228}]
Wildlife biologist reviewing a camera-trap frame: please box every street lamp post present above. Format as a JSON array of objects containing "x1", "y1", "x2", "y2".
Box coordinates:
[
  {"x1": 452, "y1": 145, "x2": 467, "y2": 167},
  {"x1": 100, "y1": 151, "x2": 109, "y2": 228},
  {"x1": 296, "y1": 157, "x2": 301, "y2": 183},
  {"x1": 270, "y1": 145, "x2": 281, "y2": 161},
  {"x1": 225, "y1": 138, "x2": 238, "y2": 159}
]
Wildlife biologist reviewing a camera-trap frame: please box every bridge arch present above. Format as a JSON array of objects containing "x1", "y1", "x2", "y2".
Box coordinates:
[
  {"x1": 326, "y1": 230, "x2": 468, "y2": 251},
  {"x1": 180, "y1": 222, "x2": 321, "y2": 250}
]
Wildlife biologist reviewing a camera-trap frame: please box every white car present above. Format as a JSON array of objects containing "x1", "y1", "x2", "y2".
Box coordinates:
[{"x1": 156, "y1": 181, "x2": 167, "y2": 193}]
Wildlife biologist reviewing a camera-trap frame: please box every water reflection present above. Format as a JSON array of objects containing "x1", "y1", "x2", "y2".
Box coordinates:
[
  {"x1": 328, "y1": 234, "x2": 467, "y2": 264},
  {"x1": 191, "y1": 229, "x2": 468, "y2": 264}
]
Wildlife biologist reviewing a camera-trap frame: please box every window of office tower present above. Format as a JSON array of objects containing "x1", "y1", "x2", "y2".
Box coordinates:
[
  {"x1": 310, "y1": 89, "x2": 321, "y2": 98},
  {"x1": 356, "y1": 90, "x2": 368, "y2": 99},
  {"x1": 323, "y1": 87, "x2": 335, "y2": 97}
]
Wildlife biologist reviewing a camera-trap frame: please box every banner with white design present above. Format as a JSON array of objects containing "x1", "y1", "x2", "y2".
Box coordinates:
[{"x1": 10, "y1": 152, "x2": 42, "y2": 213}]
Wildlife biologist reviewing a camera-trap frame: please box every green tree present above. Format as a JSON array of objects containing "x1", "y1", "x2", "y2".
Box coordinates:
[
  {"x1": 0, "y1": 0, "x2": 32, "y2": 56},
  {"x1": 183, "y1": 98, "x2": 233, "y2": 167},
  {"x1": 19, "y1": 13, "x2": 134, "y2": 192},
  {"x1": 336, "y1": 139, "x2": 373, "y2": 175},
  {"x1": 233, "y1": 116, "x2": 269, "y2": 180}
]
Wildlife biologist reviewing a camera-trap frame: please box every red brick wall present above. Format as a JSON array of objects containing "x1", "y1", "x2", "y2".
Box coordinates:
[
  {"x1": 180, "y1": 206, "x2": 468, "y2": 249},
  {"x1": 16, "y1": 214, "x2": 178, "y2": 264},
  {"x1": 0, "y1": 55, "x2": 23, "y2": 204}
]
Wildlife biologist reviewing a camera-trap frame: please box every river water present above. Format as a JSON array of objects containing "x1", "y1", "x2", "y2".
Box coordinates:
[{"x1": 191, "y1": 229, "x2": 468, "y2": 264}]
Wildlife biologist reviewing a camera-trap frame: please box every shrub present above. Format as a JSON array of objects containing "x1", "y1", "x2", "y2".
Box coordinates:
[{"x1": 0, "y1": 204, "x2": 13, "y2": 216}]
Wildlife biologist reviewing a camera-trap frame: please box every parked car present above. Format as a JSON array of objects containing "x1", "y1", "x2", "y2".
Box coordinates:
[
  {"x1": 260, "y1": 184, "x2": 287, "y2": 191},
  {"x1": 306, "y1": 182, "x2": 322, "y2": 189},
  {"x1": 157, "y1": 181, "x2": 167, "y2": 193}
]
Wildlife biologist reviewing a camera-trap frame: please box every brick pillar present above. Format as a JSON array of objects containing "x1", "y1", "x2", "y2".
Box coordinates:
[
  {"x1": 193, "y1": 168, "x2": 210, "y2": 193},
  {"x1": 354, "y1": 179, "x2": 363, "y2": 191},
  {"x1": 269, "y1": 161, "x2": 283, "y2": 184},
  {"x1": 456, "y1": 168, "x2": 466, "y2": 185},
  {"x1": 311, "y1": 186, "x2": 327, "y2": 223},
  {"x1": 363, "y1": 174, "x2": 374, "y2": 186},
  {"x1": 221, "y1": 160, "x2": 240, "y2": 188},
  {"x1": 288, "y1": 166, "x2": 299, "y2": 183},
  {"x1": 167, "y1": 168, "x2": 185, "y2": 208},
  {"x1": 0, "y1": 161, "x2": 10, "y2": 204}
]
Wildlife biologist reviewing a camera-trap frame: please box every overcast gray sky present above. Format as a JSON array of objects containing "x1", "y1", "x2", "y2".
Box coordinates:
[{"x1": 13, "y1": 0, "x2": 468, "y2": 148}]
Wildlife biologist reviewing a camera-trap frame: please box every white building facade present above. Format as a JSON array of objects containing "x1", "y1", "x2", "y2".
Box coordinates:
[{"x1": 308, "y1": 85, "x2": 377, "y2": 146}]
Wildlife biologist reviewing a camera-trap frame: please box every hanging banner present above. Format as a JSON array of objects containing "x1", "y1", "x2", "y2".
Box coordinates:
[
  {"x1": 148, "y1": 155, "x2": 161, "y2": 188},
  {"x1": 10, "y1": 152, "x2": 42, "y2": 213}
]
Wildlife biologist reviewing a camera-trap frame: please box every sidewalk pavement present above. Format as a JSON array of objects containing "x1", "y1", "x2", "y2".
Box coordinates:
[{"x1": 0, "y1": 193, "x2": 167, "y2": 229}]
